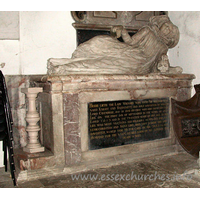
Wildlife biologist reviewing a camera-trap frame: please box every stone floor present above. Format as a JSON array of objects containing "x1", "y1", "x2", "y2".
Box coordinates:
[{"x1": 1, "y1": 152, "x2": 200, "y2": 188}]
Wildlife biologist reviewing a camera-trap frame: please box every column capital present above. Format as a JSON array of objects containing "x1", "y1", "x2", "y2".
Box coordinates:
[{"x1": 21, "y1": 87, "x2": 43, "y2": 94}]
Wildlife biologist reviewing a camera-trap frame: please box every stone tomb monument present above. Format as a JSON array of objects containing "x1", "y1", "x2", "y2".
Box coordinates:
[
  {"x1": 16, "y1": 12, "x2": 195, "y2": 180},
  {"x1": 44, "y1": 13, "x2": 194, "y2": 166}
]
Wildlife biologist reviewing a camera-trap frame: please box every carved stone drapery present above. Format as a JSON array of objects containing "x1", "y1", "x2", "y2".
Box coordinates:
[{"x1": 48, "y1": 15, "x2": 181, "y2": 76}]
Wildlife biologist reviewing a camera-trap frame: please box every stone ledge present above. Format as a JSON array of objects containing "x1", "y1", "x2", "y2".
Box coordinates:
[
  {"x1": 48, "y1": 73, "x2": 196, "y2": 82},
  {"x1": 46, "y1": 74, "x2": 195, "y2": 93},
  {"x1": 64, "y1": 144, "x2": 179, "y2": 174},
  {"x1": 82, "y1": 137, "x2": 174, "y2": 161}
]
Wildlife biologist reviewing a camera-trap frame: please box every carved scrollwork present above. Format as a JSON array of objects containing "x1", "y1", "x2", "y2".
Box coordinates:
[{"x1": 71, "y1": 11, "x2": 86, "y2": 22}]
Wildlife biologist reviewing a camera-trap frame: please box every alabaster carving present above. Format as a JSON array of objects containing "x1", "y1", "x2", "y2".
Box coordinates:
[
  {"x1": 47, "y1": 15, "x2": 182, "y2": 75},
  {"x1": 21, "y1": 87, "x2": 45, "y2": 153}
]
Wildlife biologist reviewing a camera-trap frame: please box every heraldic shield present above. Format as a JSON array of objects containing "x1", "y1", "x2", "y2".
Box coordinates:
[{"x1": 171, "y1": 84, "x2": 200, "y2": 158}]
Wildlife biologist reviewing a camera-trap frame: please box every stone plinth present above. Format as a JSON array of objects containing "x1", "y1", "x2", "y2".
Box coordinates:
[
  {"x1": 11, "y1": 73, "x2": 195, "y2": 181},
  {"x1": 14, "y1": 148, "x2": 54, "y2": 171},
  {"x1": 43, "y1": 74, "x2": 195, "y2": 167}
]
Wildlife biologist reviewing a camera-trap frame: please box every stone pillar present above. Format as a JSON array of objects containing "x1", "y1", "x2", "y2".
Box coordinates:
[{"x1": 21, "y1": 87, "x2": 45, "y2": 153}]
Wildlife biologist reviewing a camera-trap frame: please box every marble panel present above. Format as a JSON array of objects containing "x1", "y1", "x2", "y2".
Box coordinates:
[{"x1": 63, "y1": 93, "x2": 81, "y2": 165}]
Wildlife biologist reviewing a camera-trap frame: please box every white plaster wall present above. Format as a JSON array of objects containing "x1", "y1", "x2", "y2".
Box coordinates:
[
  {"x1": 168, "y1": 11, "x2": 200, "y2": 88},
  {"x1": 0, "y1": 11, "x2": 19, "y2": 40},
  {"x1": 20, "y1": 11, "x2": 76, "y2": 74},
  {"x1": 0, "y1": 40, "x2": 20, "y2": 74},
  {"x1": 0, "y1": 11, "x2": 76, "y2": 75}
]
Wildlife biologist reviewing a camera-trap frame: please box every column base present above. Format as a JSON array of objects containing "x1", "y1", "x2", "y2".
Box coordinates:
[{"x1": 23, "y1": 146, "x2": 45, "y2": 153}]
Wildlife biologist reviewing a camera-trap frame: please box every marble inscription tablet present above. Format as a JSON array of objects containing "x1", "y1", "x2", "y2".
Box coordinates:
[{"x1": 88, "y1": 98, "x2": 169, "y2": 150}]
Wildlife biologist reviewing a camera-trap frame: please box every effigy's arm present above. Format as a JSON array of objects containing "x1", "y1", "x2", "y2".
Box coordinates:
[{"x1": 121, "y1": 27, "x2": 150, "y2": 46}]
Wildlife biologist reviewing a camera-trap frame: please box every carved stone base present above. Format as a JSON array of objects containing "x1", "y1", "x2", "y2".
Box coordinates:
[
  {"x1": 12, "y1": 73, "x2": 195, "y2": 182},
  {"x1": 40, "y1": 74, "x2": 195, "y2": 166},
  {"x1": 14, "y1": 148, "x2": 55, "y2": 171},
  {"x1": 23, "y1": 146, "x2": 45, "y2": 154}
]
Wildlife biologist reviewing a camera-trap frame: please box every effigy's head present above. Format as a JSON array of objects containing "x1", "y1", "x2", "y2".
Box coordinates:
[{"x1": 149, "y1": 15, "x2": 179, "y2": 48}]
